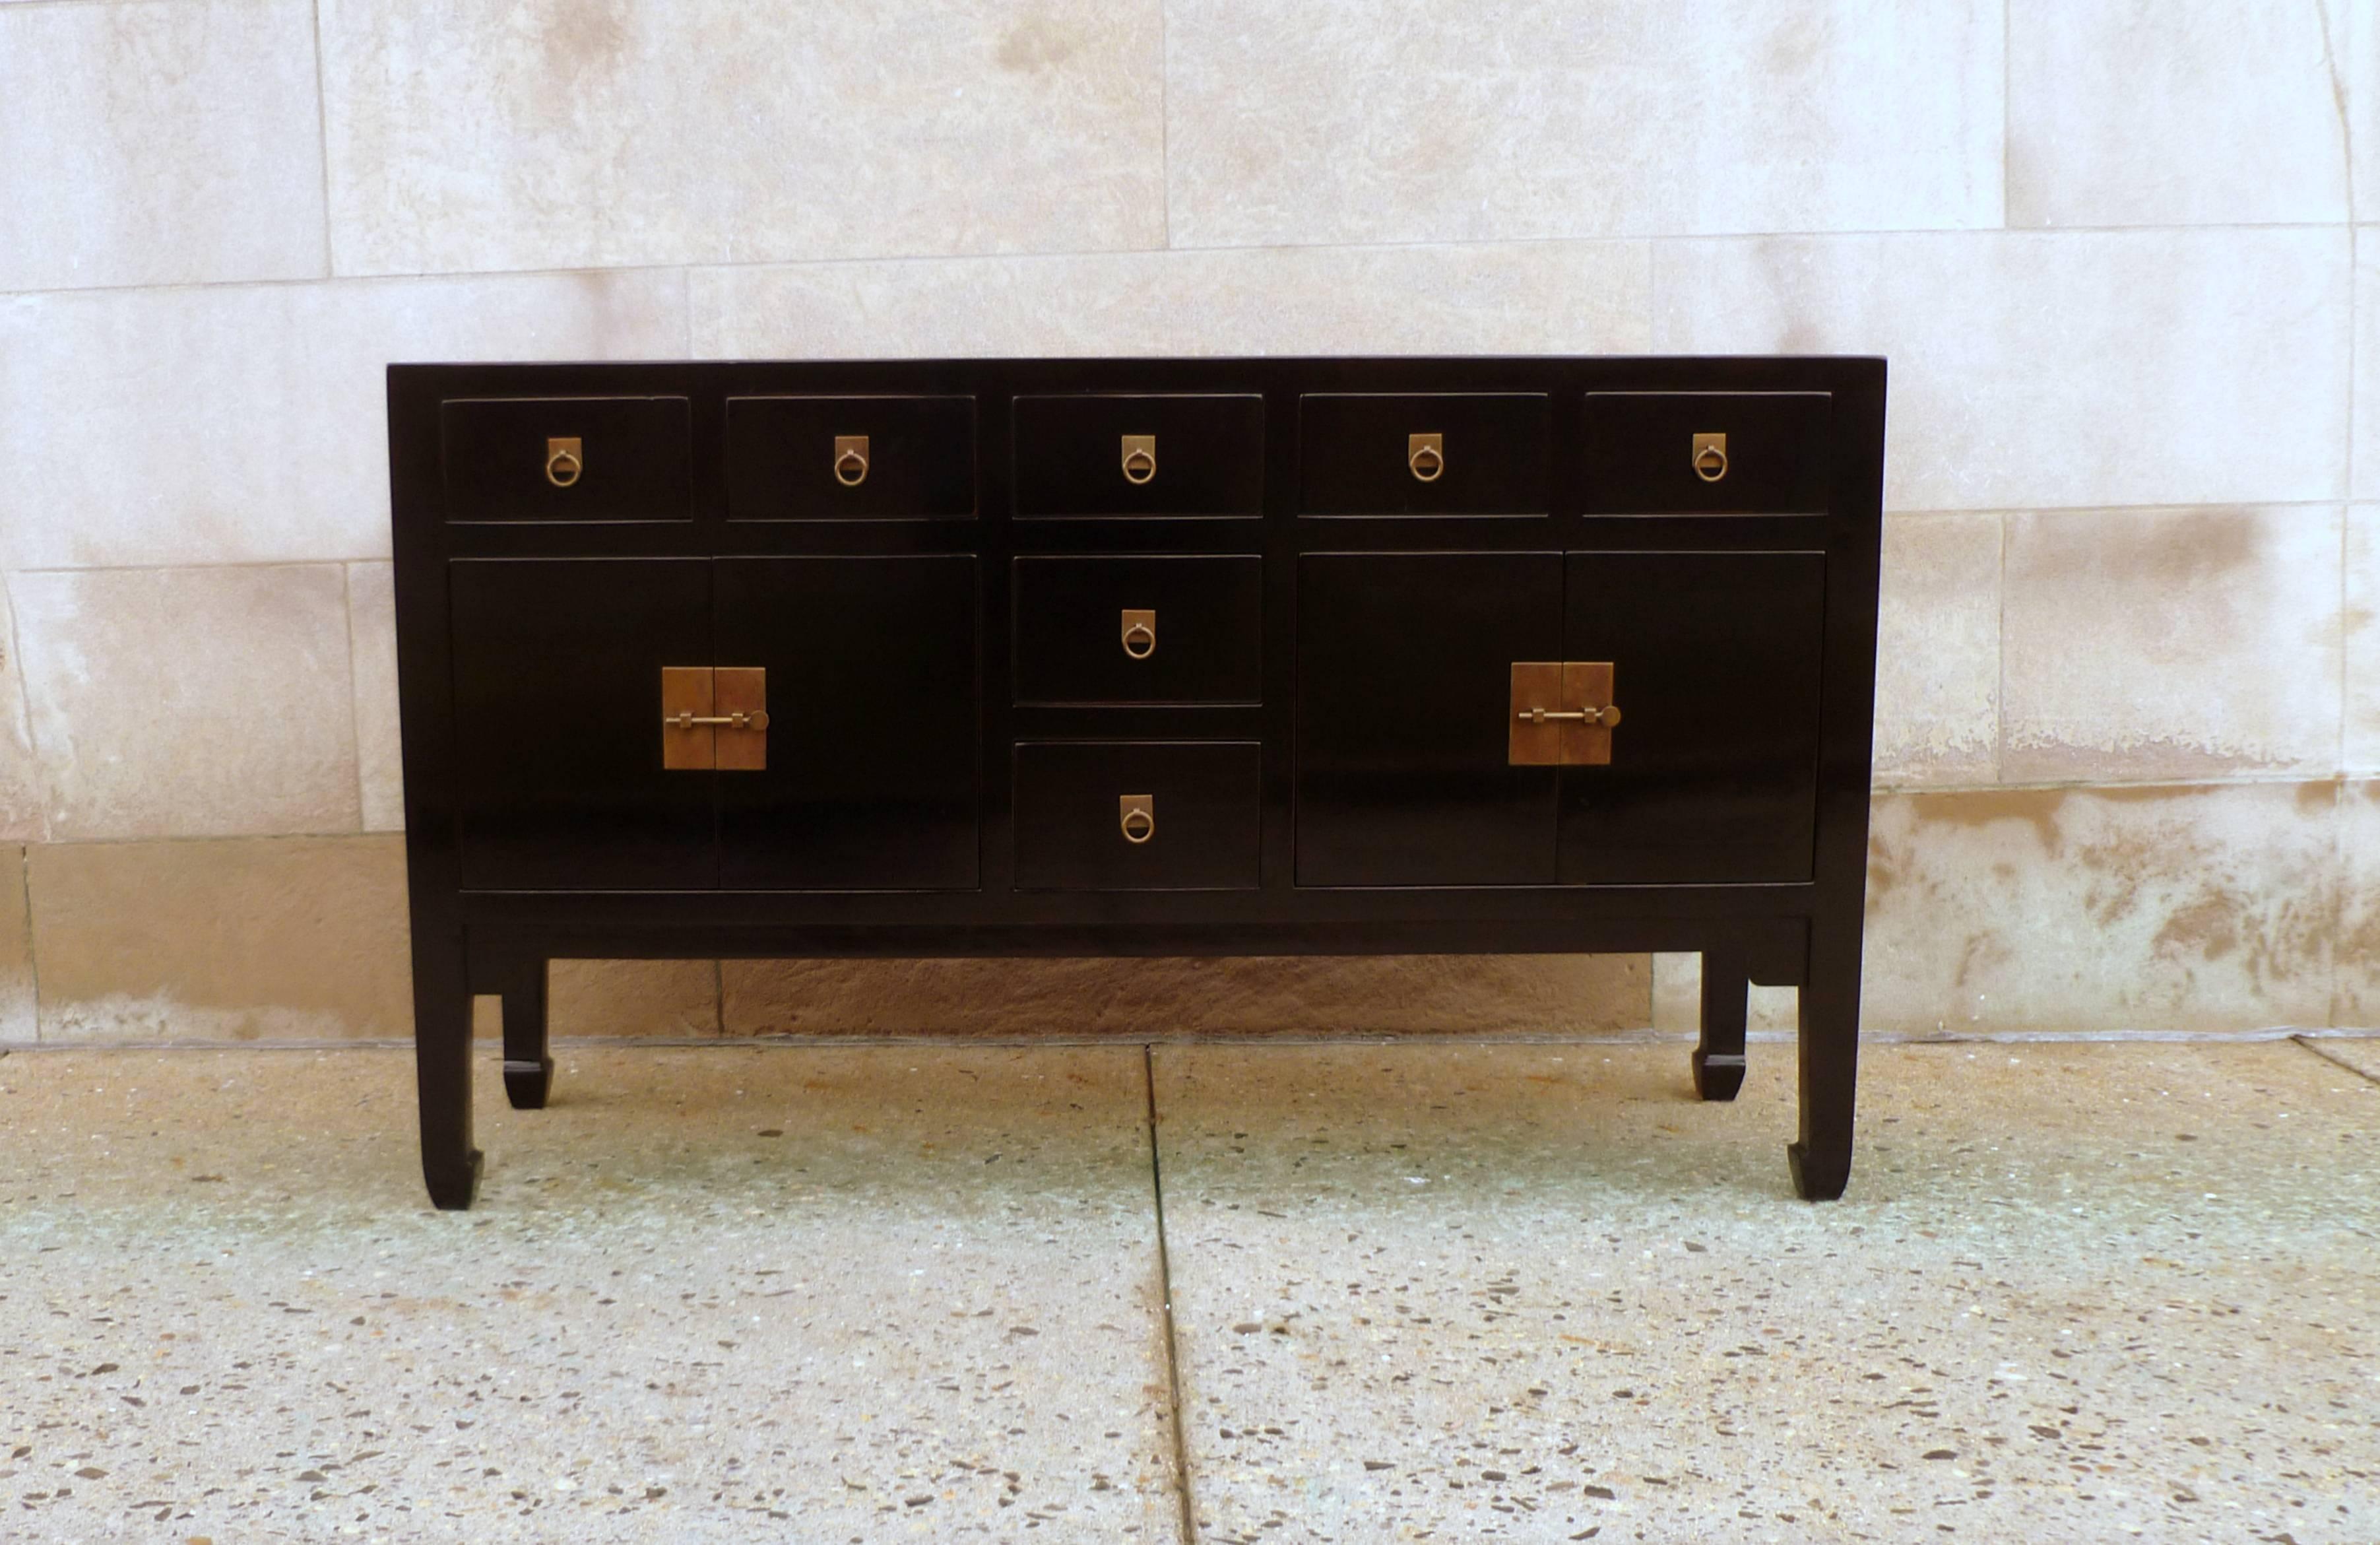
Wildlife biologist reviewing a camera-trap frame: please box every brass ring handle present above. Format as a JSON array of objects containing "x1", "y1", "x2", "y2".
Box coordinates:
[
  {"x1": 1121, "y1": 436, "x2": 1157, "y2": 486},
  {"x1": 1408, "y1": 432, "x2": 1444, "y2": 482},
  {"x1": 1122, "y1": 622, "x2": 1155, "y2": 660},
  {"x1": 1516, "y1": 704, "x2": 1622, "y2": 728},
  {"x1": 1119, "y1": 799, "x2": 1155, "y2": 844},
  {"x1": 1691, "y1": 434, "x2": 1728, "y2": 483},
  {"x1": 666, "y1": 709, "x2": 771, "y2": 731},
  {"x1": 545, "y1": 438, "x2": 583, "y2": 488},
  {"x1": 834, "y1": 447, "x2": 868, "y2": 486}
]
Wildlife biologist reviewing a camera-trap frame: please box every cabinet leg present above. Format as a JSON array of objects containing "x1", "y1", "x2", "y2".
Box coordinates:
[
  {"x1": 415, "y1": 982, "x2": 482, "y2": 1212},
  {"x1": 1787, "y1": 929, "x2": 1860, "y2": 1202},
  {"x1": 500, "y1": 958, "x2": 552, "y2": 1111},
  {"x1": 1692, "y1": 948, "x2": 1748, "y2": 1101}
]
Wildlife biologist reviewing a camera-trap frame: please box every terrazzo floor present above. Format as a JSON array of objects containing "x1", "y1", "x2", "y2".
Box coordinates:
[{"x1": 1, "y1": 1035, "x2": 2373, "y2": 1544}]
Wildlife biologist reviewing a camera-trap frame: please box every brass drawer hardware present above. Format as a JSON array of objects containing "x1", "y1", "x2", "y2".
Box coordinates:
[
  {"x1": 660, "y1": 666, "x2": 769, "y2": 770},
  {"x1": 1407, "y1": 432, "x2": 1444, "y2": 482},
  {"x1": 1120, "y1": 608, "x2": 1156, "y2": 659},
  {"x1": 1118, "y1": 793, "x2": 1155, "y2": 843},
  {"x1": 1508, "y1": 661, "x2": 1619, "y2": 766},
  {"x1": 1120, "y1": 434, "x2": 1157, "y2": 486},
  {"x1": 544, "y1": 436, "x2": 583, "y2": 488},
  {"x1": 833, "y1": 434, "x2": 870, "y2": 487},
  {"x1": 1692, "y1": 432, "x2": 1728, "y2": 482}
]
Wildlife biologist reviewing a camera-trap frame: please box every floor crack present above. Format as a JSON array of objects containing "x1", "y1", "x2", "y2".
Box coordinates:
[{"x1": 1143, "y1": 1041, "x2": 1200, "y2": 1545}]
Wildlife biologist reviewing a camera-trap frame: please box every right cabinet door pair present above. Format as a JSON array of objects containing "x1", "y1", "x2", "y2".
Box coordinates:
[{"x1": 1294, "y1": 551, "x2": 1827, "y2": 887}]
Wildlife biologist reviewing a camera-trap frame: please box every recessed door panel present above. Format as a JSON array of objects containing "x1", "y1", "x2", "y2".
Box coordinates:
[
  {"x1": 449, "y1": 558, "x2": 715, "y2": 889},
  {"x1": 716, "y1": 556, "x2": 979, "y2": 890},
  {"x1": 1559, "y1": 551, "x2": 1826, "y2": 883},
  {"x1": 1295, "y1": 552, "x2": 1562, "y2": 886}
]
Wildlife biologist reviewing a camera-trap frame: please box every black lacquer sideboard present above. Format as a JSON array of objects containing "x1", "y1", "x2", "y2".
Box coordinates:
[{"x1": 388, "y1": 356, "x2": 1885, "y2": 1209}]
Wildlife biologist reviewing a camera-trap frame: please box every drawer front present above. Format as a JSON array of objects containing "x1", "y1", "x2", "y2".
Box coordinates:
[
  {"x1": 1299, "y1": 393, "x2": 1551, "y2": 515},
  {"x1": 726, "y1": 395, "x2": 976, "y2": 519},
  {"x1": 442, "y1": 397, "x2": 691, "y2": 521},
  {"x1": 1013, "y1": 556, "x2": 1262, "y2": 706},
  {"x1": 1582, "y1": 392, "x2": 1832, "y2": 514},
  {"x1": 1013, "y1": 395, "x2": 1264, "y2": 517},
  {"x1": 1013, "y1": 741, "x2": 1262, "y2": 890}
]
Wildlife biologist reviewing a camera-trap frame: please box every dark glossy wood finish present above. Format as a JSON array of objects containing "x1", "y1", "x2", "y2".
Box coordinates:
[
  {"x1": 715, "y1": 556, "x2": 979, "y2": 890},
  {"x1": 442, "y1": 396, "x2": 692, "y2": 521},
  {"x1": 391, "y1": 354, "x2": 1884, "y2": 1211},
  {"x1": 1295, "y1": 551, "x2": 1561, "y2": 886},
  {"x1": 1558, "y1": 551, "x2": 1826, "y2": 883},
  {"x1": 725, "y1": 395, "x2": 976, "y2": 520},
  {"x1": 1580, "y1": 391, "x2": 1832, "y2": 514},
  {"x1": 1013, "y1": 741, "x2": 1262, "y2": 890},
  {"x1": 1299, "y1": 393, "x2": 1552, "y2": 515},
  {"x1": 1013, "y1": 394, "x2": 1264, "y2": 517},
  {"x1": 1013, "y1": 555, "x2": 1262, "y2": 706}
]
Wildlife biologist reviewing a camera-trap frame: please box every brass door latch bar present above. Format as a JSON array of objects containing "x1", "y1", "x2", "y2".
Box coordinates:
[
  {"x1": 661, "y1": 667, "x2": 769, "y2": 770},
  {"x1": 1509, "y1": 661, "x2": 1619, "y2": 766}
]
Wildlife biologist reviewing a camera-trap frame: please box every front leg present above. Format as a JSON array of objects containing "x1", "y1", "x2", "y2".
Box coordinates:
[
  {"x1": 1692, "y1": 948, "x2": 1748, "y2": 1101},
  {"x1": 500, "y1": 957, "x2": 553, "y2": 1111},
  {"x1": 412, "y1": 928, "x2": 481, "y2": 1210},
  {"x1": 1788, "y1": 923, "x2": 1861, "y2": 1201}
]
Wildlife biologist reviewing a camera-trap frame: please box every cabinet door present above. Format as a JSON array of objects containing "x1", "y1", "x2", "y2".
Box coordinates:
[
  {"x1": 716, "y1": 556, "x2": 979, "y2": 890},
  {"x1": 450, "y1": 558, "x2": 715, "y2": 889},
  {"x1": 1559, "y1": 552, "x2": 1825, "y2": 884},
  {"x1": 1295, "y1": 552, "x2": 1561, "y2": 886}
]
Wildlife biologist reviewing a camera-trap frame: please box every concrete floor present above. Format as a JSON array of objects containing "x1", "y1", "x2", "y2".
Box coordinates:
[{"x1": 1, "y1": 1037, "x2": 2374, "y2": 1544}]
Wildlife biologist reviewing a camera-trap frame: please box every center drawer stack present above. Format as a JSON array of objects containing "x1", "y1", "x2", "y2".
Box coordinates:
[{"x1": 1010, "y1": 393, "x2": 1266, "y2": 891}]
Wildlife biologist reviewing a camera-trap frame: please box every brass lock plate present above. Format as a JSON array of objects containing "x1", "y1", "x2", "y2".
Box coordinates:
[
  {"x1": 1508, "y1": 661, "x2": 1619, "y2": 766},
  {"x1": 660, "y1": 667, "x2": 769, "y2": 770}
]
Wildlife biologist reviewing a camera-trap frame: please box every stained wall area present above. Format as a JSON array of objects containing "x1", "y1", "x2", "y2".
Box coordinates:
[{"x1": 0, "y1": 0, "x2": 2373, "y2": 1043}]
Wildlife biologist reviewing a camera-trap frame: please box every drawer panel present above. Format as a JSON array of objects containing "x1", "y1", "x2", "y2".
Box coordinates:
[
  {"x1": 1299, "y1": 393, "x2": 1550, "y2": 515},
  {"x1": 1013, "y1": 741, "x2": 1262, "y2": 890},
  {"x1": 1013, "y1": 556, "x2": 1262, "y2": 706},
  {"x1": 442, "y1": 397, "x2": 691, "y2": 521},
  {"x1": 1013, "y1": 395, "x2": 1264, "y2": 517},
  {"x1": 1581, "y1": 391, "x2": 1832, "y2": 514},
  {"x1": 726, "y1": 395, "x2": 976, "y2": 519}
]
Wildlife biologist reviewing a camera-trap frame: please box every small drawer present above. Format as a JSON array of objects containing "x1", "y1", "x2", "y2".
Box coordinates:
[
  {"x1": 1013, "y1": 556, "x2": 1262, "y2": 706},
  {"x1": 1013, "y1": 394, "x2": 1264, "y2": 517},
  {"x1": 1299, "y1": 393, "x2": 1550, "y2": 515},
  {"x1": 726, "y1": 395, "x2": 976, "y2": 519},
  {"x1": 441, "y1": 397, "x2": 691, "y2": 521},
  {"x1": 1581, "y1": 392, "x2": 1832, "y2": 514},
  {"x1": 1013, "y1": 741, "x2": 1261, "y2": 890}
]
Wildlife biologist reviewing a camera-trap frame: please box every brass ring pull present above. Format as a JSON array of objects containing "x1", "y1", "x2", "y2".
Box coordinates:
[
  {"x1": 545, "y1": 437, "x2": 583, "y2": 488},
  {"x1": 666, "y1": 709, "x2": 771, "y2": 731},
  {"x1": 834, "y1": 434, "x2": 870, "y2": 487},
  {"x1": 1119, "y1": 795, "x2": 1155, "y2": 844},
  {"x1": 1408, "y1": 432, "x2": 1444, "y2": 482},
  {"x1": 1691, "y1": 433, "x2": 1728, "y2": 483},
  {"x1": 1121, "y1": 434, "x2": 1157, "y2": 486},
  {"x1": 1122, "y1": 622, "x2": 1155, "y2": 659},
  {"x1": 1516, "y1": 704, "x2": 1622, "y2": 728}
]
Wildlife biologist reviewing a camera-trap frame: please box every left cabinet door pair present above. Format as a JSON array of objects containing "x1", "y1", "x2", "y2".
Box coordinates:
[{"x1": 448, "y1": 557, "x2": 979, "y2": 890}]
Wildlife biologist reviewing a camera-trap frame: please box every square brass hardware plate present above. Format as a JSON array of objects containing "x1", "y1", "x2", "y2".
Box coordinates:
[
  {"x1": 661, "y1": 666, "x2": 713, "y2": 770},
  {"x1": 660, "y1": 666, "x2": 769, "y2": 770},
  {"x1": 1508, "y1": 661, "x2": 1618, "y2": 766}
]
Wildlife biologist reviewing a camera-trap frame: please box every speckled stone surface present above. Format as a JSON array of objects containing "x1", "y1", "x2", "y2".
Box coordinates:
[
  {"x1": 0, "y1": 1045, "x2": 1178, "y2": 1542},
  {"x1": 1153, "y1": 1040, "x2": 2380, "y2": 1544}
]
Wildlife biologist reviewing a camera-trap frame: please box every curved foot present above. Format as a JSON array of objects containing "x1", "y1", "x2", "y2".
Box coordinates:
[
  {"x1": 1787, "y1": 1140, "x2": 1849, "y2": 1202},
  {"x1": 425, "y1": 1147, "x2": 484, "y2": 1211},
  {"x1": 502, "y1": 1057, "x2": 554, "y2": 1111},
  {"x1": 1691, "y1": 1048, "x2": 1745, "y2": 1101}
]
